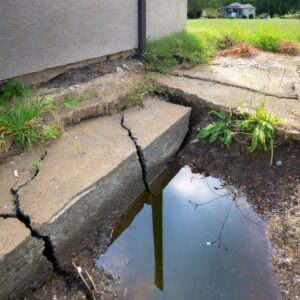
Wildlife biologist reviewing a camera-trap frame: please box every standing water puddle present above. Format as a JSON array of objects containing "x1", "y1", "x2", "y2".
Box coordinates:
[{"x1": 97, "y1": 166, "x2": 280, "y2": 300}]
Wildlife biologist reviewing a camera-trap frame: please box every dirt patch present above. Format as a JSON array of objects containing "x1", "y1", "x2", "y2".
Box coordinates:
[
  {"x1": 280, "y1": 42, "x2": 300, "y2": 56},
  {"x1": 219, "y1": 44, "x2": 259, "y2": 58},
  {"x1": 176, "y1": 113, "x2": 300, "y2": 299}
]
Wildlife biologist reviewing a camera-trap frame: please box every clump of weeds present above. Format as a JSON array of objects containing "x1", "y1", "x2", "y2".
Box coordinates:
[
  {"x1": 0, "y1": 80, "x2": 60, "y2": 151},
  {"x1": 200, "y1": 99, "x2": 283, "y2": 165}
]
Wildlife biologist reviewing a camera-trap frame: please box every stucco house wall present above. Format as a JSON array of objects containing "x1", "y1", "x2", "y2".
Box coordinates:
[{"x1": 0, "y1": 0, "x2": 187, "y2": 81}]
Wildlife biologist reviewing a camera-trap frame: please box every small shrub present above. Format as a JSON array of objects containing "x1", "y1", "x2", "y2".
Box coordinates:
[
  {"x1": 144, "y1": 32, "x2": 205, "y2": 72},
  {"x1": 253, "y1": 34, "x2": 281, "y2": 53},
  {"x1": 200, "y1": 99, "x2": 282, "y2": 165}
]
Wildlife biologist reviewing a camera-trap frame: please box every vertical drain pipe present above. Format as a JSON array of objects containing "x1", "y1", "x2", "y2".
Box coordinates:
[{"x1": 137, "y1": 0, "x2": 146, "y2": 58}]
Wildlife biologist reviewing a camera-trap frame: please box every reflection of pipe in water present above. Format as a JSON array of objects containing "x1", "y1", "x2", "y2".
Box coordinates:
[{"x1": 151, "y1": 195, "x2": 164, "y2": 291}]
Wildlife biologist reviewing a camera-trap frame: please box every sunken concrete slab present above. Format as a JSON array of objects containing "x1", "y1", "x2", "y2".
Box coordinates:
[
  {"x1": 156, "y1": 73, "x2": 300, "y2": 141},
  {"x1": 1, "y1": 98, "x2": 190, "y2": 297},
  {"x1": 18, "y1": 115, "x2": 144, "y2": 262},
  {"x1": 0, "y1": 218, "x2": 52, "y2": 299},
  {"x1": 123, "y1": 98, "x2": 191, "y2": 182},
  {"x1": 0, "y1": 148, "x2": 45, "y2": 216}
]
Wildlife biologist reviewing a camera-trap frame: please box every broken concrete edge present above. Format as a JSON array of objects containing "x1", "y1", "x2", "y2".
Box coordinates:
[
  {"x1": 0, "y1": 99, "x2": 191, "y2": 299},
  {"x1": 0, "y1": 228, "x2": 53, "y2": 300},
  {"x1": 1, "y1": 50, "x2": 134, "y2": 86},
  {"x1": 157, "y1": 83, "x2": 300, "y2": 142}
]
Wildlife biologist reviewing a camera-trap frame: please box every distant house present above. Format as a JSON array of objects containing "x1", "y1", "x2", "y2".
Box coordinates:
[{"x1": 221, "y1": 3, "x2": 256, "y2": 19}]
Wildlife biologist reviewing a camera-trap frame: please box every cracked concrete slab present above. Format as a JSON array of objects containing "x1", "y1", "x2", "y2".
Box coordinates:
[
  {"x1": 0, "y1": 218, "x2": 52, "y2": 299},
  {"x1": 123, "y1": 98, "x2": 191, "y2": 182},
  {"x1": 19, "y1": 115, "x2": 140, "y2": 225},
  {"x1": 0, "y1": 148, "x2": 45, "y2": 215},
  {"x1": 1, "y1": 98, "x2": 190, "y2": 296},
  {"x1": 156, "y1": 73, "x2": 300, "y2": 140}
]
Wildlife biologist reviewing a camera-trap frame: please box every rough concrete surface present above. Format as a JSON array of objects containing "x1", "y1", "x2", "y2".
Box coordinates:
[
  {"x1": 49, "y1": 71, "x2": 144, "y2": 127},
  {"x1": 0, "y1": 148, "x2": 45, "y2": 215},
  {"x1": 124, "y1": 98, "x2": 191, "y2": 181},
  {"x1": 156, "y1": 53, "x2": 300, "y2": 140},
  {"x1": 0, "y1": 219, "x2": 52, "y2": 299},
  {"x1": 0, "y1": 96, "x2": 190, "y2": 297}
]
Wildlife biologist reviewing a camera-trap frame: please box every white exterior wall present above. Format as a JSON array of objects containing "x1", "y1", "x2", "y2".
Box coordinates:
[
  {"x1": 242, "y1": 8, "x2": 256, "y2": 18},
  {"x1": 0, "y1": 0, "x2": 187, "y2": 81}
]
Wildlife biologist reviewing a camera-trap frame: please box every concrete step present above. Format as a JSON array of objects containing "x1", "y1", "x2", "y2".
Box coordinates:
[{"x1": 0, "y1": 98, "x2": 190, "y2": 298}]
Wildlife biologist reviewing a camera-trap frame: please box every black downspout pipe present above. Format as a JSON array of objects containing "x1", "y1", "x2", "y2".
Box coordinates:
[{"x1": 136, "y1": 0, "x2": 146, "y2": 58}]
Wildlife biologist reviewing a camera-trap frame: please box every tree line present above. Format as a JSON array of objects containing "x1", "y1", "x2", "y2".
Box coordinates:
[{"x1": 188, "y1": 0, "x2": 300, "y2": 18}]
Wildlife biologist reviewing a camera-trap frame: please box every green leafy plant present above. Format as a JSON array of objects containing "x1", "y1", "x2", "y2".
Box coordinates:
[
  {"x1": 32, "y1": 160, "x2": 42, "y2": 173},
  {"x1": 238, "y1": 99, "x2": 282, "y2": 165},
  {"x1": 60, "y1": 93, "x2": 88, "y2": 109},
  {"x1": 200, "y1": 99, "x2": 282, "y2": 165},
  {"x1": 42, "y1": 125, "x2": 60, "y2": 140},
  {"x1": 0, "y1": 97, "x2": 48, "y2": 149},
  {"x1": 200, "y1": 111, "x2": 233, "y2": 148},
  {"x1": 0, "y1": 80, "x2": 34, "y2": 101}
]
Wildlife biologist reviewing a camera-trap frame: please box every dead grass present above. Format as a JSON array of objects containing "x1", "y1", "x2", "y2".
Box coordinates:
[
  {"x1": 218, "y1": 44, "x2": 259, "y2": 58},
  {"x1": 280, "y1": 41, "x2": 300, "y2": 56}
]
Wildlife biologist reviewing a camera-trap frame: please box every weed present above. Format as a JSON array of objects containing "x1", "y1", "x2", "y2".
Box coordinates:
[
  {"x1": 0, "y1": 80, "x2": 34, "y2": 101},
  {"x1": 60, "y1": 94, "x2": 86, "y2": 109},
  {"x1": 0, "y1": 97, "x2": 49, "y2": 149},
  {"x1": 144, "y1": 32, "x2": 205, "y2": 73},
  {"x1": 239, "y1": 99, "x2": 282, "y2": 165},
  {"x1": 32, "y1": 160, "x2": 42, "y2": 173},
  {"x1": 124, "y1": 76, "x2": 163, "y2": 106},
  {"x1": 200, "y1": 99, "x2": 282, "y2": 165},
  {"x1": 42, "y1": 125, "x2": 60, "y2": 140},
  {"x1": 200, "y1": 111, "x2": 234, "y2": 148}
]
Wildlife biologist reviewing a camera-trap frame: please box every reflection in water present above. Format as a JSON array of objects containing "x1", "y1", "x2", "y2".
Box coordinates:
[
  {"x1": 97, "y1": 166, "x2": 280, "y2": 300},
  {"x1": 152, "y1": 195, "x2": 164, "y2": 290}
]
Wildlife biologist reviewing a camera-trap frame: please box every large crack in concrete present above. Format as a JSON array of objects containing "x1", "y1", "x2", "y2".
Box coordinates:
[
  {"x1": 11, "y1": 187, "x2": 60, "y2": 271},
  {"x1": 170, "y1": 72, "x2": 298, "y2": 100},
  {"x1": 0, "y1": 213, "x2": 17, "y2": 219},
  {"x1": 8, "y1": 149, "x2": 61, "y2": 272},
  {"x1": 120, "y1": 113, "x2": 154, "y2": 196}
]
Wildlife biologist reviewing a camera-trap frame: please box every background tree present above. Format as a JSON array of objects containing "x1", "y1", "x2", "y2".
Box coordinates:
[{"x1": 187, "y1": 0, "x2": 300, "y2": 18}]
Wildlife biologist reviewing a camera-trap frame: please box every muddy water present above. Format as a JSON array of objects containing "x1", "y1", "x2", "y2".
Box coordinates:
[{"x1": 97, "y1": 166, "x2": 280, "y2": 300}]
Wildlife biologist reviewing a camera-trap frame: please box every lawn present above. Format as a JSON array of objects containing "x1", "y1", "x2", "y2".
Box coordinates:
[{"x1": 187, "y1": 18, "x2": 300, "y2": 54}]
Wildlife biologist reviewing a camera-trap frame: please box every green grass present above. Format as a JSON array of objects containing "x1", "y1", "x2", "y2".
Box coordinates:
[
  {"x1": 0, "y1": 81, "x2": 60, "y2": 150},
  {"x1": 0, "y1": 97, "x2": 48, "y2": 149},
  {"x1": 144, "y1": 32, "x2": 206, "y2": 72},
  {"x1": 187, "y1": 19, "x2": 300, "y2": 54}
]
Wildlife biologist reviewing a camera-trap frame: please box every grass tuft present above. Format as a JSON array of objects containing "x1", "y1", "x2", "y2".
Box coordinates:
[{"x1": 144, "y1": 32, "x2": 206, "y2": 72}]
